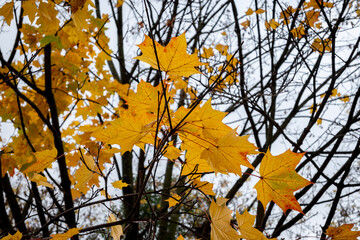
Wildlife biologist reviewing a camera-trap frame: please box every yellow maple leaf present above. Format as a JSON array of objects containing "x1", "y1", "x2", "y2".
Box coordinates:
[
  {"x1": 254, "y1": 150, "x2": 313, "y2": 213},
  {"x1": 200, "y1": 130, "x2": 258, "y2": 175},
  {"x1": 245, "y1": 8, "x2": 254, "y2": 15},
  {"x1": 125, "y1": 80, "x2": 166, "y2": 116},
  {"x1": 305, "y1": 10, "x2": 320, "y2": 27},
  {"x1": 291, "y1": 25, "x2": 306, "y2": 38},
  {"x1": 108, "y1": 214, "x2": 124, "y2": 239},
  {"x1": 166, "y1": 194, "x2": 181, "y2": 207},
  {"x1": 51, "y1": 228, "x2": 80, "y2": 240},
  {"x1": 116, "y1": 0, "x2": 125, "y2": 8},
  {"x1": 176, "y1": 234, "x2": 185, "y2": 240},
  {"x1": 255, "y1": 9, "x2": 266, "y2": 14},
  {"x1": 241, "y1": 19, "x2": 251, "y2": 29},
  {"x1": 37, "y1": 2, "x2": 60, "y2": 35},
  {"x1": 215, "y1": 44, "x2": 229, "y2": 55},
  {"x1": 311, "y1": 38, "x2": 332, "y2": 53},
  {"x1": 175, "y1": 100, "x2": 231, "y2": 138},
  {"x1": 340, "y1": 95, "x2": 350, "y2": 102},
  {"x1": 74, "y1": 153, "x2": 99, "y2": 194},
  {"x1": 181, "y1": 150, "x2": 213, "y2": 177},
  {"x1": 72, "y1": 7, "x2": 90, "y2": 32},
  {"x1": 0, "y1": 2, "x2": 14, "y2": 26},
  {"x1": 70, "y1": 0, "x2": 86, "y2": 13},
  {"x1": 24, "y1": 148, "x2": 58, "y2": 173},
  {"x1": 325, "y1": 224, "x2": 360, "y2": 240},
  {"x1": 209, "y1": 197, "x2": 239, "y2": 240},
  {"x1": 265, "y1": 19, "x2": 280, "y2": 30},
  {"x1": 30, "y1": 173, "x2": 54, "y2": 189},
  {"x1": 22, "y1": 1, "x2": 37, "y2": 23},
  {"x1": 112, "y1": 180, "x2": 129, "y2": 190},
  {"x1": 92, "y1": 111, "x2": 155, "y2": 153},
  {"x1": 1, "y1": 231, "x2": 22, "y2": 240},
  {"x1": 236, "y1": 210, "x2": 277, "y2": 240},
  {"x1": 192, "y1": 179, "x2": 215, "y2": 195},
  {"x1": 201, "y1": 47, "x2": 214, "y2": 59},
  {"x1": 163, "y1": 142, "x2": 181, "y2": 160},
  {"x1": 304, "y1": 0, "x2": 333, "y2": 9},
  {"x1": 134, "y1": 33, "x2": 204, "y2": 77}
]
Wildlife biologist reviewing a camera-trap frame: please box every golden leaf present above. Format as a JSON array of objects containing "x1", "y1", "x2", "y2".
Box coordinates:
[
  {"x1": 24, "y1": 148, "x2": 58, "y2": 173},
  {"x1": 325, "y1": 224, "x2": 360, "y2": 240},
  {"x1": 236, "y1": 210, "x2": 277, "y2": 240},
  {"x1": 112, "y1": 180, "x2": 129, "y2": 190},
  {"x1": 166, "y1": 194, "x2": 181, "y2": 208},
  {"x1": 209, "y1": 198, "x2": 239, "y2": 240},
  {"x1": 51, "y1": 228, "x2": 80, "y2": 240},
  {"x1": 108, "y1": 214, "x2": 124, "y2": 239},
  {"x1": 30, "y1": 173, "x2": 54, "y2": 189},
  {"x1": 254, "y1": 150, "x2": 313, "y2": 213},
  {"x1": 134, "y1": 33, "x2": 204, "y2": 77}
]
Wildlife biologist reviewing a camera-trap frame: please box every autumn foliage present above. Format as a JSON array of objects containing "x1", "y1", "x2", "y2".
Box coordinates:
[{"x1": 0, "y1": 0, "x2": 360, "y2": 239}]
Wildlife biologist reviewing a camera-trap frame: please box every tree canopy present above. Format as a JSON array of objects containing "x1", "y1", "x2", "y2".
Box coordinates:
[{"x1": 0, "y1": 0, "x2": 360, "y2": 239}]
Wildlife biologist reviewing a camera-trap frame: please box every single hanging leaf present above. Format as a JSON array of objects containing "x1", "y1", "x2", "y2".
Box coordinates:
[
  {"x1": 209, "y1": 197, "x2": 239, "y2": 240},
  {"x1": 325, "y1": 224, "x2": 360, "y2": 240},
  {"x1": 51, "y1": 228, "x2": 80, "y2": 240},
  {"x1": 108, "y1": 214, "x2": 124, "y2": 239},
  {"x1": 134, "y1": 32, "x2": 204, "y2": 77},
  {"x1": 112, "y1": 180, "x2": 129, "y2": 190},
  {"x1": 255, "y1": 8, "x2": 266, "y2": 14},
  {"x1": 254, "y1": 150, "x2": 313, "y2": 213},
  {"x1": 236, "y1": 210, "x2": 277, "y2": 240},
  {"x1": 245, "y1": 8, "x2": 254, "y2": 15}
]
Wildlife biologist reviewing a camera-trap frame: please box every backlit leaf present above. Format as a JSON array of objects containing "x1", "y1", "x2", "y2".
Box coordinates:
[
  {"x1": 112, "y1": 180, "x2": 129, "y2": 190},
  {"x1": 134, "y1": 33, "x2": 204, "y2": 77},
  {"x1": 209, "y1": 197, "x2": 239, "y2": 240},
  {"x1": 236, "y1": 210, "x2": 276, "y2": 240},
  {"x1": 254, "y1": 150, "x2": 313, "y2": 213},
  {"x1": 24, "y1": 148, "x2": 58, "y2": 173},
  {"x1": 30, "y1": 173, "x2": 54, "y2": 189},
  {"x1": 108, "y1": 214, "x2": 124, "y2": 240},
  {"x1": 325, "y1": 224, "x2": 360, "y2": 240}
]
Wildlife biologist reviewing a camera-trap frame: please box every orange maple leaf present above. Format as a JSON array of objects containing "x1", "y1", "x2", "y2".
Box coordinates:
[
  {"x1": 254, "y1": 150, "x2": 313, "y2": 213},
  {"x1": 134, "y1": 33, "x2": 204, "y2": 77},
  {"x1": 236, "y1": 210, "x2": 276, "y2": 240},
  {"x1": 325, "y1": 224, "x2": 360, "y2": 240}
]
